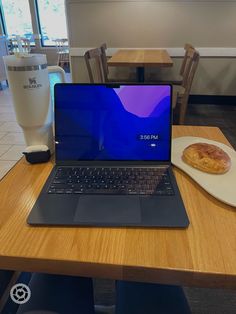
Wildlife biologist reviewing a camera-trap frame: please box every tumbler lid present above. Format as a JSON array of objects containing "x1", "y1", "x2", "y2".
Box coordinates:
[
  {"x1": 3, "y1": 54, "x2": 47, "y2": 68},
  {"x1": 24, "y1": 145, "x2": 49, "y2": 153}
]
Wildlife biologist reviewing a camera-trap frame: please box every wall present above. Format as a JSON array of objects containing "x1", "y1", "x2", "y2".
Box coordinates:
[
  {"x1": 66, "y1": 0, "x2": 236, "y2": 95},
  {"x1": 31, "y1": 47, "x2": 58, "y2": 65}
]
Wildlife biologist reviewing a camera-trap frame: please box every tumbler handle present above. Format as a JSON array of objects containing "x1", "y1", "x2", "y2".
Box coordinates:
[{"x1": 48, "y1": 65, "x2": 66, "y2": 83}]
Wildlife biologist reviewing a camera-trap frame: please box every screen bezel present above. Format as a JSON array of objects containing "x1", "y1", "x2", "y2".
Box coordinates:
[{"x1": 54, "y1": 83, "x2": 173, "y2": 166}]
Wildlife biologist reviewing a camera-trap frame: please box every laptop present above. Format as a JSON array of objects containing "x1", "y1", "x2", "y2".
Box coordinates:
[{"x1": 27, "y1": 83, "x2": 189, "y2": 227}]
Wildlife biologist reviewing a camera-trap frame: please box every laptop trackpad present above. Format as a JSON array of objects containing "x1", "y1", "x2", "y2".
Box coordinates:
[{"x1": 74, "y1": 196, "x2": 141, "y2": 225}]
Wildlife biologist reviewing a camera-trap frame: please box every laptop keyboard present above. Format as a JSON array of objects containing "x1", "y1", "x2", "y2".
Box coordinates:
[{"x1": 48, "y1": 167, "x2": 174, "y2": 196}]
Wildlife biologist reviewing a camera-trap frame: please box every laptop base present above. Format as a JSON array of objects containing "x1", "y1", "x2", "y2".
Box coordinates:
[{"x1": 27, "y1": 166, "x2": 189, "y2": 228}]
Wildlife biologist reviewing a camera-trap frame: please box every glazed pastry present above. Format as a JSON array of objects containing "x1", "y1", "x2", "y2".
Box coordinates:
[{"x1": 182, "y1": 143, "x2": 231, "y2": 174}]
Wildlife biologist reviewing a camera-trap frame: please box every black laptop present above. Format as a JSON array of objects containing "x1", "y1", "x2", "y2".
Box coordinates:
[{"x1": 27, "y1": 83, "x2": 189, "y2": 227}]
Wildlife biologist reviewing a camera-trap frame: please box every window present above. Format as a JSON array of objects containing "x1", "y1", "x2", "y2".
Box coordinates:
[
  {"x1": 1, "y1": 0, "x2": 34, "y2": 44},
  {"x1": 0, "y1": 0, "x2": 68, "y2": 47},
  {"x1": 37, "y1": 0, "x2": 68, "y2": 46}
]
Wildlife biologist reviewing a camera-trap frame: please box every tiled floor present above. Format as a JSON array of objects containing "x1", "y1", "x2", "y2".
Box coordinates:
[{"x1": 0, "y1": 85, "x2": 26, "y2": 180}]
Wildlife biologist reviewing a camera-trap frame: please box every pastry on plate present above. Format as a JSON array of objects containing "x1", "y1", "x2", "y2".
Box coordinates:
[{"x1": 182, "y1": 142, "x2": 231, "y2": 174}]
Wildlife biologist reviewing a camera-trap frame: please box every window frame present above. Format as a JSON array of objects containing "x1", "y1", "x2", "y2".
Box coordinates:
[
  {"x1": 35, "y1": 0, "x2": 47, "y2": 47},
  {"x1": 0, "y1": 2, "x2": 6, "y2": 35}
]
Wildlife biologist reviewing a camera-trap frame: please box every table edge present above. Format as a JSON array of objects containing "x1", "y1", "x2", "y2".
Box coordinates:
[{"x1": 0, "y1": 256, "x2": 235, "y2": 289}]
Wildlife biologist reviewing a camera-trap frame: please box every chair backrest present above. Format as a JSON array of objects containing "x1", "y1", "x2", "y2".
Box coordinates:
[
  {"x1": 54, "y1": 38, "x2": 69, "y2": 66},
  {"x1": 21, "y1": 38, "x2": 31, "y2": 53},
  {"x1": 84, "y1": 47, "x2": 106, "y2": 83},
  {"x1": 100, "y1": 43, "x2": 109, "y2": 79},
  {"x1": 179, "y1": 43, "x2": 195, "y2": 77},
  {"x1": 8, "y1": 38, "x2": 18, "y2": 54},
  {"x1": 177, "y1": 49, "x2": 200, "y2": 124},
  {"x1": 54, "y1": 38, "x2": 69, "y2": 53},
  {"x1": 182, "y1": 48, "x2": 200, "y2": 96},
  {"x1": 8, "y1": 37, "x2": 31, "y2": 53}
]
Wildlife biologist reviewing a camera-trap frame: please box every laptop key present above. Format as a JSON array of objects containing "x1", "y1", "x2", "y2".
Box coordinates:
[
  {"x1": 51, "y1": 184, "x2": 69, "y2": 189},
  {"x1": 48, "y1": 189, "x2": 56, "y2": 194},
  {"x1": 80, "y1": 189, "x2": 122, "y2": 195},
  {"x1": 65, "y1": 190, "x2": 73, "y2": 194},
  {"x1": 129, "y1": 191, "x2": 138, "y2": 195},
  {"x1": 53, "y1": 179, "x2": 67, "y2": 184},
  {"x1": 55, "y1": 189, "x2": 65, "y2": 194}
]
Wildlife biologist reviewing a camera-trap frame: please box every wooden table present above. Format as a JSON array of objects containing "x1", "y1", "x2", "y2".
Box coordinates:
[
  {"x1": 0, "y1": 126, "x2": 235, "y2": 289},
  {"x1": 108, "y1": 49, "x2": 173, "y2": 82}
]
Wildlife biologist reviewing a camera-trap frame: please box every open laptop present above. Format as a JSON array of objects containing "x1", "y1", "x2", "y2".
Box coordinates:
[{"x1": 27, "y1": 83, "x2": 189, "y2": 227}]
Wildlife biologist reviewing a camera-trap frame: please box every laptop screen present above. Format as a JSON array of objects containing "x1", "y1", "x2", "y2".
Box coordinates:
[{"x1": 55, "y1": 84, "x2": 172, "y2": 162}]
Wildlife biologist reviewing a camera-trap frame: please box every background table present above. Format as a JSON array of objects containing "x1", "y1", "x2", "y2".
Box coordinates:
[
  {"x1": 0, "y1": 126, "x2": 235, "y2": 289},
  {"x1": 108, "y1": 49, "x2": 173, "y2": 82}
]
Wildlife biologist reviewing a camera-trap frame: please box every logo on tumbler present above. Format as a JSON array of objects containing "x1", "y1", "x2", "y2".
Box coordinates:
[
  {"x1": 29, "y1": 77, "x2": 37, "y2": 85},
  {"x1": 24, "y1": 77, "x2": 42, "y2": 89}
]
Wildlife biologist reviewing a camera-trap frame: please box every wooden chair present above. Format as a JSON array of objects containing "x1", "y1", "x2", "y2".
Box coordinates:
[
  {"x1": 178, "y1": 43, "x2": 195, "y2": 84},
  {"x1": 21, "y1": 38, "x2": 31, "y2": 53},
  {"x1": 84, "y1": 44, "x2": 133, "y2": 83},
  {"x1": 100, "y1": 43, "x2": 109, "y2": 81},
  {"x1": 152, "y1": 43, "x2": 195, "y2": 85},
  {"x1": 173, "y1": 48, "x2": 200, "y2": 124},
  {"x1": 84, "y1": 47, "x2": 106, "y2": 83},
  {"x1": 54, "y1": 38, "x2": 70, "y2": 69}
]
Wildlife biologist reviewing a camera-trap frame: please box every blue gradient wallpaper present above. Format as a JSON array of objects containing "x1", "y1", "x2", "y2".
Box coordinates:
[{"x1": 55, "y1": 84, "x2": 171, "y2": 161}]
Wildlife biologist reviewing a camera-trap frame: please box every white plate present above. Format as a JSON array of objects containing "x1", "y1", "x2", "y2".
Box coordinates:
[{"x1": 171, "y1": 136, "x2": 236, "y2": 207}]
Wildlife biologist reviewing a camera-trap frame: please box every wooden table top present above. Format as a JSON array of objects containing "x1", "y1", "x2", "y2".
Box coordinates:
[
  {"x1": 107, "y1": 49, "x2": 173, "y2": 67},
  {"x1": 0, "y1": 126, "x2": 235, "y2": 289}
]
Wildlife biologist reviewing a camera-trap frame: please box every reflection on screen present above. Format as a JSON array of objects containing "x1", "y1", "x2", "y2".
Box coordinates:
[{"x1": 55, "y1": 85, "x2": 171, "y2": 161}]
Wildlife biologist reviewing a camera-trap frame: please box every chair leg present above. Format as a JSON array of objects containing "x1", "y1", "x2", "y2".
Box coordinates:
[
  {"x1": 57, "y1": 54, "x2": 61, "y2": 67},
  {"x1": 179, "y1": 97, "x2": 189, "y2": 125}
]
